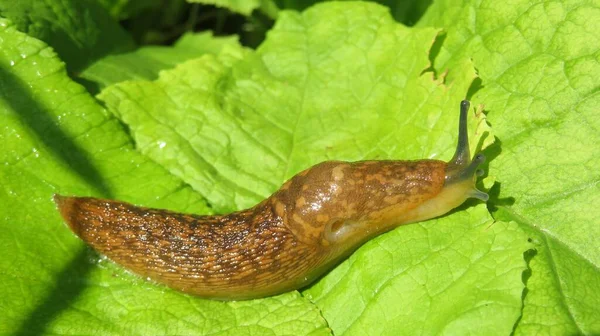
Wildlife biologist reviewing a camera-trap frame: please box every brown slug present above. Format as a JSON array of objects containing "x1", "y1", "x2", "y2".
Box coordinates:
[{"x1": 54, "y1": 100, "x2": 488, "y2": 300}]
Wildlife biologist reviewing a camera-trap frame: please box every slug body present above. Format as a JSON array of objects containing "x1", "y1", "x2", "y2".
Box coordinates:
[{"x1": 55, "y1": 100, "x2": 488, "y2": 300}]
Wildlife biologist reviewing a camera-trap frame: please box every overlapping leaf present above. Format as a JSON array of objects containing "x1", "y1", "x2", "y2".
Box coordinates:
[
  {"x1": 101, "y1": 4, "x2": 489, "y2": 212},
  {"x1": 0, "y1": 18, "x2": 328, "y2": 336},
  {"x1": 419, "y1": 0, "x2": 600, "y2": 333}
]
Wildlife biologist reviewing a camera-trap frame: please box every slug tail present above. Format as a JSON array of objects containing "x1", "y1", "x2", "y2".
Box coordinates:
[
  {"x1": 51, "y1": 195, "x2": 320, "y2": 299},
  {"x1": 53, "y1": 194, "x2": 83, "y2": 235},
  {"x1": 444, "y1": 100, "x2": 488, "y2": 202}
]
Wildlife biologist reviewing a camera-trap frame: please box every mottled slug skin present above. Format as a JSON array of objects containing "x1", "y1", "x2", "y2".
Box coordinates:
[{"x1": 55, "y1": 160, "x2": 447, "y2": 300}]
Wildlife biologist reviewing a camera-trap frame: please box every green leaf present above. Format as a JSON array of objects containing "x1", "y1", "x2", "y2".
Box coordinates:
[
  {"x1": 274, "y1": 0, "x2": 432, "y2": 26},
  {"x1": 304, "y1": 208, "x2": 528, "y2": 336},
  {"x1": 419, "y1": 0, "x2": 600, "y2": 334},
  {"x1": 101, "y1": 4, "x2": 490, "y2": 212},
  {"x1": 80, "y1": 32, "x2": 242, "y2": 90},
  {"x1": 0, "y1": 0, "x2": 134, "y2": 73},
  {"x1": 100, "y1": 2, "x2": 530, "y2": 334},
  {"x1": 0, "y1": 18, "x2": 328, "y2": 335}
]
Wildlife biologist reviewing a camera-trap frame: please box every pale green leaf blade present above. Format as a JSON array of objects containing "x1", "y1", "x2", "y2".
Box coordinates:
[
  {"x1": 0, "y1": 18, "x2": 329, "y2": 336},
  {"x1": 101, "y1": 3, "x2": 486, "y2": 212},
  {"x1": 419, "y1": 0, "x2": 600, "y2": 333}
]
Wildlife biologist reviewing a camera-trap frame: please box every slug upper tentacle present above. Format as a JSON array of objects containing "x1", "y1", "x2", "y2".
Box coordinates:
[
  {"x1": 444, "y1": 100, "x2": 489, "y2": 202},
  {"x1": 55, "y1": 100, "x2": 488, "y2": 300}
]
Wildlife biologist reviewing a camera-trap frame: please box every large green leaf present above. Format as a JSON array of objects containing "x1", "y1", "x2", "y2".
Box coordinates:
[
  {"x1": 101, "y1": 4, "x2": 488, "y2": 212},
  {"x1": 419, "y1": 0, "x2": 600, "y2": 334},
  {"x1": 0, "y1": 0, "x2": 134, "y2": 73},
  {"x1": 100, "y1": 3, "x2": 530, "y2": 334},
  {"x1": 305, "y1": 207, "x2": 528, "y2": 336},
  {"x1": 0, "y1": 18, "x2": 328, "y2": 335}
]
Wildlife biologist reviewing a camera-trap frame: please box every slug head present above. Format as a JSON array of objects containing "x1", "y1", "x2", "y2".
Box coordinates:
[
  {"x1": 397, "y1": 100, "x2": 489, "y2": 232},
  {"x1": 280, "y1": 100, "x2": 488, "y2": 255}
]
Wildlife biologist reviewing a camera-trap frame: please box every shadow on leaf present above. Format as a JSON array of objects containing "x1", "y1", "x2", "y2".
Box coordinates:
[
  {"x1": 15, "y1": 247, "x2": 95, "y2": 336},
  {"x1": 0, "y1": 65, "x2": 111, "y2": 197},
  {"x1": 0, "y1": 65, "x2": 111, "y2": 334}
]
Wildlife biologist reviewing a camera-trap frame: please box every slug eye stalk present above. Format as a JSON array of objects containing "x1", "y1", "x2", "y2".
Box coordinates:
[{"x1": 444, "y1": 100, "x2": 489, "y2": 202}]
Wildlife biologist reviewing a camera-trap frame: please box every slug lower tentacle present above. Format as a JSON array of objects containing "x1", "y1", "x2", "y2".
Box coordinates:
[{"x1": 55, "y1": 100, "x2": 488, "y2": 300}]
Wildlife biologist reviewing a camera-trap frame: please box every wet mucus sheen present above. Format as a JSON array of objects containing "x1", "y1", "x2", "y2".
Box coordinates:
[{"x1": 55, "y1": 100, "x2": 488, "y2": 300}]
